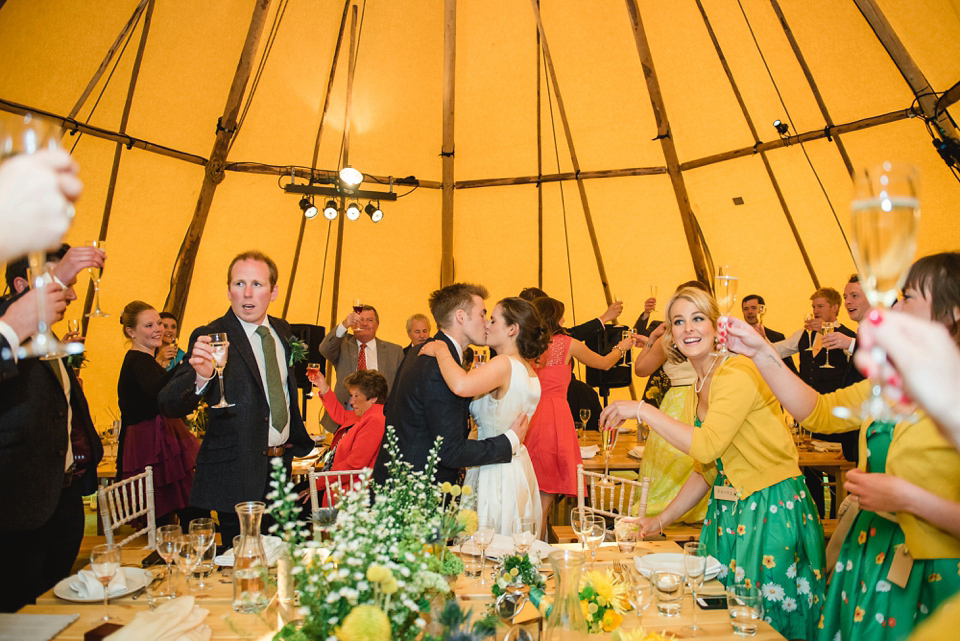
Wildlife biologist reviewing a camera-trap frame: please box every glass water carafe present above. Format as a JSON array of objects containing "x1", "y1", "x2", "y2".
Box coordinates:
[
  {"x1": 543, "y1": 549, "x2": 589, "y2": 640},
  {"x1": 232, "y1": 501, "x2": 269, "y2": 613}
]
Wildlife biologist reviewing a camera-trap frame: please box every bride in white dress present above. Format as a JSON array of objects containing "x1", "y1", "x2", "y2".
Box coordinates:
[{"x1": 420, "y1": 297, "x2": 549, "y2": 536}]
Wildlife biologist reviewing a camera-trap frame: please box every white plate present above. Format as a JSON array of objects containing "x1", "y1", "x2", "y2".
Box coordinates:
[
  {"x1": 53, "y1": 567, "x2": 152, "y2": 603},
  {"x1": 618, "y1": 425, "x2": 637, "y2": 434},
  {"x1": 635, "y1": 553, "x2": 722, "y2": 581},
  {"x1": 458, "y1": 534, "x2": 555, "y2": 562}
]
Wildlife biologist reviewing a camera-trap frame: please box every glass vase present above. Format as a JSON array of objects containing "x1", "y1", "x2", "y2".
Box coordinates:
[
  {"x1": 542, "y1": 549, "x2": 589, "y2": 640},
  {"x1": 232, "y1": 501, "x2": 269, "y2": 613}
]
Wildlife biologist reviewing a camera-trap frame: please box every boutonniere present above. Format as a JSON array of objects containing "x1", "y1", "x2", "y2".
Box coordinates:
[
  {"x1": 287, "y1": 335, "x2": 308, "y2": 367},
  {"x1": 66, "y1": 352, "x2": 88, "y2": 370}
]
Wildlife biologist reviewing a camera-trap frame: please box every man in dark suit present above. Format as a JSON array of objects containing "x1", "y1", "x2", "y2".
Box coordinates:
[
  {"x1": 0, "y1": 245, "x2": 104, "y2": 612},
  {"x1": 159, "y1": 251, "x2": 313, "y2": 545},
  {"x1": 519, "y1": 286, "x2": 623, "y2": 343},
  {"x1": 741, "y1": 294, "x2": 798, "y2": 373},
  {"x1": 318, "y1": 304, "x2": 403, "y2": 433},
  {"x1": 373, "y1": 283, "x2": 529, "y2": 485},
  {"x1": 824, "y1": 275, "x2": 868, "y2": 462}
]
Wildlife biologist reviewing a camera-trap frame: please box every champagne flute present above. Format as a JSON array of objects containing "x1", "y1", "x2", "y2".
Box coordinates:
[
  {"x1": 305, "y1": 362, "x2": 321, "y2": 398},
  {"x1": 188, "y1": 518, "x2": 217, "y2": 590},
  {"x1": 804, "y1": 314, "x2": 816, "y2": 352},
  {"x1": 473, "y1": 518, "x2": 495, "y2": 585},
  {"x1": 512, "y1": 518, "x2": 537, "y2": 555},
  {"x1": 597, "y1": 426, "x2": 619, "y2": 486},
  {"x1": 175, "y1": 534, "x2": 202, "y2": 594},
  {"x1": 90, "y1": 543, "x2": 121, "y2": 616},
  {"x1": 820, "y1": 322, "x2": 835, "y2": 369},
  {"x1": 85, "y1": 240, "x2": 108, "y2": 317},
  {"x1": 757, "y1": 304, "x2": 766, "y2": 322},
  {"x1": 844, "y1": 162, "x2": 920, "y2": 421},
  {"x1": 683, "y1": 542, "x2": 708, "y2": 636},
  {"x1": 714, "y1": 266, "x2": 738, "y2": 354},
  {"x1": 474, "y1": 350, "x2": 487, "y2": 367},
  {"x1": 583, "y1": 516, "x2": 606, "y2": 567},
  {"x1": 208, "y1": 332, "x2": 235, "y2": 408}
]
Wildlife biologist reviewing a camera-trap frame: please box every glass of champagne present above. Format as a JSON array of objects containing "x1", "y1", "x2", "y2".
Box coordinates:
[
  {"x1": 846, "y1": 161, "x2": 920, "y2": 420},
  {"x1": 583, "y1": 515, "x2": 606, "y2": 567},
  {"x1": 188, "y1": 518, "x2": 217, "y2": 590},
  {"x1": 305, "y1": 362, "x2": 321, "y2": 398},
  {"x1": 757, "y1": 304, "x2": 766, "y2": 323},
  {"x1": 714, "y1": 266, "x2": 738, "y2": 354},
  {"x1": 512, "y1": 517, "x2": 537, "y2": 556},
  {"x1": 85, "y1": 240, "x2": 108, "y2": 318},
  {"x1": 473, "y1": 518, "x2": 496, "y2": 584},
  {"x1": 156, "y1": 524, "x2": 182, "y2": 596},
  {"x1": 90, "y1": 543, "x2": 121, "y2": 616},
  {"x1": 804, "y1": 314, "x2": 816, "y2": 352},
  {"x1": 820, "y1": 322, "x2": 835, "y2": 369},
  {"x1": 208, "y1": 333, "x2": 235, "y2": 408},
  {"x1": 579, "y1": 408, "x2": 590, "y2": 426},
  {"x1": 598, "y1": 426, "x2": 619, "y2": 485},
  {"x1": 683, "y1": 542, "x2": 708, "y2": 636}
]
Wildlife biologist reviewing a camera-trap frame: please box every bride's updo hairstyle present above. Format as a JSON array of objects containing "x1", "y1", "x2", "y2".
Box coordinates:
[
  {"x1": 498, "y1": 297, "x2": 550, "y2": 360},
  {"x1": 662, "y1": 286, "x2": 719, "y2": 364},
  {"x1": 120, "y1": 300, "x2": 155, "y2": 340},
  {"x1": 531, "y1": 296, "x2": 565, "y2": 336},
  {"x1": 902, "y1": 252, "x2": 960, "y2": 346}
]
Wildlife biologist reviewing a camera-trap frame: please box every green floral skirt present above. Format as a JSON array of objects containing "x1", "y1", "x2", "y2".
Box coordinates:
[
  {"x1": 701, "y1": 471, "x2": 826, "y2": 640},
  {"x1": 816, "y1": 510, "x2": 960, "y2": 641}
]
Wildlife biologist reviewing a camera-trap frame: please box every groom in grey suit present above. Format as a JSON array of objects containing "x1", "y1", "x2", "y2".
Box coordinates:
[{"x1": 318, "y1": 304, "x2": 403, "y2": 433}]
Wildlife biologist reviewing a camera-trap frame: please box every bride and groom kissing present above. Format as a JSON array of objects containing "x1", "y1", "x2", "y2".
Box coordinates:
[{"x1": 372, "y1": 283, "x2": 549, "y2": 537}]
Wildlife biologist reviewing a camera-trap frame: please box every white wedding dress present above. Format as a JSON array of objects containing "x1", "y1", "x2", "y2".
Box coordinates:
[{"x1": 464, "y1": 356, "x2": 543, "y2": 537}]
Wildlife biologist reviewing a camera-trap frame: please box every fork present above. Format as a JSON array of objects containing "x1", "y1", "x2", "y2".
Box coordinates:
[{"x1": 613, "y1": 559, "x2": 625, "y2": 582}]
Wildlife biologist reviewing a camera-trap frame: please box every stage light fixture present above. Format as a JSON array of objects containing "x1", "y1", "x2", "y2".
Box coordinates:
[
  {"x1": 345, "y1": 201, "x2": 361, "y2": 221},
  {"x1": 323, "y1": 199, "x2": 338, "y2": 220},
  {"x1": 339, "y1": 166, "x2": 363, "y2": 192},
  {"x1": 364, "y1": 202, "x2": 383, "y2": 223},
  {"x1": 299, "y1": 197, "x2": 318, "y2": 219},
  {"x1": 773, "y1": 120, "x2": 789, "y2": 136}
]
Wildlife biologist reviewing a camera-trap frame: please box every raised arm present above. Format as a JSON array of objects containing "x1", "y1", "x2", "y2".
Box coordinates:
[
  {"x1": 634, "y1": 323, "x2": 667, "y2": 376},
  {"x1": 418, "y1": 340, "x2": 511, "y2": 398},
  {"x1": 568, "y1": 335, "x2": 634, "y2": 371}
]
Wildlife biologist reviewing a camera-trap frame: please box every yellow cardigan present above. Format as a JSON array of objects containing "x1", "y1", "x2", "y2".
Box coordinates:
[
  {"x1": 804, "y1": 380, "x2": 960, "y2": 559},
  {"x1": 683, "y1": 356, "x2": 801, "y2": 499}
]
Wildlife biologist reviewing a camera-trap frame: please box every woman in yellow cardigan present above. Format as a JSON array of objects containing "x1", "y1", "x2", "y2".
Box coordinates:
[
  {"x1": 725, "y1": 252, "x2": 960, "y2": 641},
  {"x1": 601, "y1": 287, "x2": 825, "y2": 640}
]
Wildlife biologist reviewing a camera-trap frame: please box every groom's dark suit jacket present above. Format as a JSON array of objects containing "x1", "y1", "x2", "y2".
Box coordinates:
[
  {"x1": 373, "y1": 332, "x2": 512, "y2": 485},
  {"x1": 159, "y1": 309, "x2": 313, "y2": 513}
]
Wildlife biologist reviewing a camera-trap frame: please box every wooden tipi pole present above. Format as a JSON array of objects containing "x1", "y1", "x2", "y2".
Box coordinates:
[
  {"x1": 535, "y1": 0, "x2": 543, "y2": 289},
  {"x1": 695, "y1": 0, "x2": 820, "y2": 289},
  {"x1": 164, "y1": 0, "x2": 274, "y2": 320},
  {"x1": 439, "y1": 0, "x2": 456, "y2": 287},
  {"x1": 622, "y1": 0, "x2": 713, "y2": 288}
]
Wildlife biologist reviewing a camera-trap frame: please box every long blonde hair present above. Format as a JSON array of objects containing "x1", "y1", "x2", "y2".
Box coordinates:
[{"x1": 661, "y1": 287, "x2": 720, "y2": 363}]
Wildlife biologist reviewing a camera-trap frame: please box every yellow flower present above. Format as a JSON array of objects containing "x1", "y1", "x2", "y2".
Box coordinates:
[
  {"x1": 876, "y1": 553, "x2": 886, "y2": 565},
  {"x1": 581, "y1": 569, "x2": 631, "y2": 613},
  {"x1": 854, "y1": 606, "x2": 865, "y2": 622},
  {"x1": 602, "y1": 609, "x2": 624, "y2": 632},
  {"x1": 929, "y1": 573, "x2": 942, "y2": 583},
  {"x1": 814, "y1": 568, "x2": 822, "y2": 580},
  {"x1": 336, "y1": 605, "x2": 391, "y2": 641},
  {"x1": 858, "y1": 531, "x2": 867, "y2": 545},
  {"x1": 510, "y1": 568, "x2": 520, "y2": 577},
  {"x1": 366, "y1": 564, "x2": 389, "y2": 583},
  {"x1": 450, "y1": 485, "x2": 462, "y2": 497},
  {"x1": 762, "y1": 555, "x2": 776, "y2": 569},
  {"x1": 818, "y1": 614, "x2": 825, "y2": 629},
  {"x1": 462, "y1": 485, "x2": 473, "y2": 496},
  {"x1": 744, "y1": 578, "x2": 752, "y2": 589},
  {"x1": 381, "y1": 576, "x2": 398, "y2": 595},
  {"x1": 441, "y1": 481, "x2": 452, "y2": 494},
  {"x1": 588, "y1": 602, "x2": 599, "y2": 614},
  {"x1": 457, "y1": 509, "x2": 478, "y2": 536},
  {"x1": 737, "y1": 524, "x2": 746, "y2": 536},
  {"x1": 581, "y1": 600, "x2": 591, "y2": 620}
]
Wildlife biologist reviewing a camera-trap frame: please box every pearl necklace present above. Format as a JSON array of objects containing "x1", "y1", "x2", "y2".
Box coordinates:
[{"x1": 694, "y1": 352, "x2": 722, "y2": 393}]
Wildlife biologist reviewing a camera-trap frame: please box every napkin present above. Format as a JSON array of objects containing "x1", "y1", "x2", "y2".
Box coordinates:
[
  {"x1": 618, "y1": 424, "x2": 637, "y2": 434},
  {"x1": 214, "y1": 535, "x2": 285, "y2": 567},
  {"x1": 459, "y1": 533, "x2": 556, "y2": 562},
  {"x1": 580, "y1": 445, "x2": 600, "y2": 459},
  {"x1": 69, "y1": 568, "x2": 127, "y2": 598},
  {"x1": 106, "y1": 595, "x2": 211, "y2": 641},
  {"x1": 627, "y1": 445, "x2": 645, "y2": 461},
  {"x1": 811, "y1": 440, "x2": 843, "y2": 453}
]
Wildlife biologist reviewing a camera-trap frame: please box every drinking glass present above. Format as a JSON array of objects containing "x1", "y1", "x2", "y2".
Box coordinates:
[
  {"x1": 208, "y1": 332, "x2": 235, "y2": 408},
  {"x1": 714, "y1": 266, "x2": 738, "y2": 354},
  {"x1": 305, "y1": 362, "x2": 321, "y2": 398},
  {"x1": 461, "y1": 536, "x2": 482, "y2": 578},
  {"x1": 156, "y1": 524, "x2": 182, "y2": 589},
  {"x1": 583, "y1": 516, "x2": 605, "y2": 567},
  {"x1": 188, "y1": 518, "x2": 217, "y2": 590},
  {"x1": 84, "y1": 240, "x2": 108, "y2": 318},
  {"x1": 352, "y1": 297, "x2": 363, "y2": 315},
  {"x1": 67, "y1": 319, "x2": 80, "y2": 334},
  {"x1": 727, "y1": 584, "x2": 762, "y2": 636},
  {"x1": 846, "y1": 162, "x2": 920, "y2": 421},
  {"x1": 803, "y1": 314, "x2": 815, "y2": 352},
  {"x1": 627, "y1": 566, "x2": 651, "y2": 618},
  {"x1": 598, "y1": 426, "x2": 619, "y2": 486},
  {"x1": 614, "y1": 516, "x2": 637, "y2": 553},
  {"x1": 570, "y1": 507, "x2": 589, "y2": 553},
  {"x1": 576, "y1": 420, "x2": 585, "y2": 442},
  {"x1": 820, "y1": 322, "x2": 835, "y2": 369},
  {"x1": 513, "y1": 518, "x2": 537, "y2": 555},
  {"x1": 757, "y1": 303, "x2": 766, "y2": 322},
  {"x1": 651, "y1": 569, "x2": 684, "y2": 616},
  {"x1": 579, "y1": 408, "x2": 590, "y2": 425},
  {"x1": 473, "y1": 518, "x2": 495, "y2": 584},
  {"x1": 175, "y1": 534, "x2": 202, "y2": 594},
  {"x1": 90, "y1": 543, "x2": 121, "y2": 615},
  {"x1": 474, "y1": 351, "x2": 487, "y2": 367},
  {"x1": 683, "y1": 542, "x2": 708, "y2": 636}
]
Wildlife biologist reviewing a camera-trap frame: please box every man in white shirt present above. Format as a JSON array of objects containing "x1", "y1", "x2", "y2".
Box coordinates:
[{"x1": 318, "y1": 304, "x2": 403, "y2": 434}]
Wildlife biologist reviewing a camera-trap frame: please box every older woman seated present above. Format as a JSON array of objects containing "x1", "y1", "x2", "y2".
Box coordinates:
[{"x1": 308, "y1": 368, "x2": 387, "y2": 504}]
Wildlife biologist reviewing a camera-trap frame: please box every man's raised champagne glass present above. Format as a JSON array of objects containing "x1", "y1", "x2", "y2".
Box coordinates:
[
  {"x1": 843, "y1": 162, "x2": 920, "y2": 420},
  {"x1": 85, "y1": 240, "x2": 108, "y2": 318},
  {"x1": 820, "y1": 322, "x2": 835, "y2": 369},
  {"x1": 714, "y1": 266, "x2": 738, "y2": 354},
  {"x1": 804, "y1": 314, "x2": 816, "y2": 352},
  {"x1": 209, "y1": 332, "x2": 235, "y2": 408}
]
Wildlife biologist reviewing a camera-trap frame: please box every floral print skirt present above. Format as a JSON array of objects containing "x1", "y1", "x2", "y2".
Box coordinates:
[
  {"x1": 701, "y1": 470, "x2": 826, "y2": 640},
  {"x1": 816, "y1": 509, "x2": 960, "y2": 641}
]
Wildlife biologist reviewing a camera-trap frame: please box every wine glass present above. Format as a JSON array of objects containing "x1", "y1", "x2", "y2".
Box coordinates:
[
  {"x1": 803, "y1": 314, "x2": 816, "y2": 352},
  {"x1": 84, "y1": 240, "x2": 108, "y2": 318},
  {"x1": 597, "y1": 426, "x2": 619, "y2": 486},
  {"x1": 570, "y1": 507, "x2": 589, "y2": 553},
  {"x1": 156, "y1": 524, "x2": 182, "y2": 596},
  {"x1": 583, "y1": 516, "x2": 606, "y2": 567},
  {"x1": 188, "y1": 518, "x2": 217, "y2": 590},
  {"x1": 473, "y1": 518, "x2": 495, "y2": 584},
  {"x1": 512, "y1": 518, "x2": 537, "y2": 556},
  {"x1": 208, "y1": 332, "x2": 235, "y2": 408},
  {"x1": 683, "y1": 542, "x2": 708, "y2": 636},
  {"x1": 90, "y1": 543, "x2": 121, "y2": 616},
  {"x1": 305, "y1": 362, "x2": 321, "y2": 398},
  {"x1": 820, "y1": 322, "x2": 835, "y2": 369},
  {"x1": 352, "y1": 297, "x2": 363, "y2": 315},
  {"x1": 614, "y1": 516, "x2": 637, "y2": 553},
  {"x1": 579, "y1": 408, "x2": 590, "y2": 425},
  {"x1": 714, "y1": 266, "x2": 738, "y2": 353},
  {"x1": 627, "y1": 566, "x2": 651, "y2": 618},
  {"x1": 845, "y1": 161, "x2": 920, "y2": 421},
  {"x1": 474, "y1": 351, "x2": 487, "y2": 367},
  {"x1": 175, "y1": 534, "x2": 202, "y2": 594}
]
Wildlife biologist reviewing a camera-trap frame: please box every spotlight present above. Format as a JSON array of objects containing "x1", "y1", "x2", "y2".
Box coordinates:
[
  {"x1": 322, "y1": 199, "x2": 338, "y2": 220},
  {"x1": 364, "y1": 202, "x2": 383, "y2": 223},
  {"x1": 299, "y1": 197, "x2": 318, "y2": 219},
  {"x1": 339, "y1": 166, "x2": 363, "y2": 191},
  {"x1": 773, "y1": 120, "x2": 789, "y2": 136},
  {"x1": 345, "y1": 201, "x2": 361, "y2": 221}
]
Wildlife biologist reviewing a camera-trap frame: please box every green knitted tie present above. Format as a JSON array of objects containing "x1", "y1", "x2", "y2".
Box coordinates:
[{"x1": 255, "y1": 325, "x2": 288, "y2": 433}]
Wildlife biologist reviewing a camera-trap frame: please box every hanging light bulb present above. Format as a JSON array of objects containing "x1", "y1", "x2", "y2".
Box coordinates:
[
  {"x1": 299, "y1": 197, "x2": 318, "y2": 219},
  {"x1": 345, "y1": 201, "x2": 362, "y2": 221},
  {"x1": 364, "y1": 202, "x2": 383, "y2": 223},
  {"x1": 323, "y1": 199, "x2": 339, "y2": 220},
  {"x1": 339, "y1": 166, "x2": 363, "y2": 191}
]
